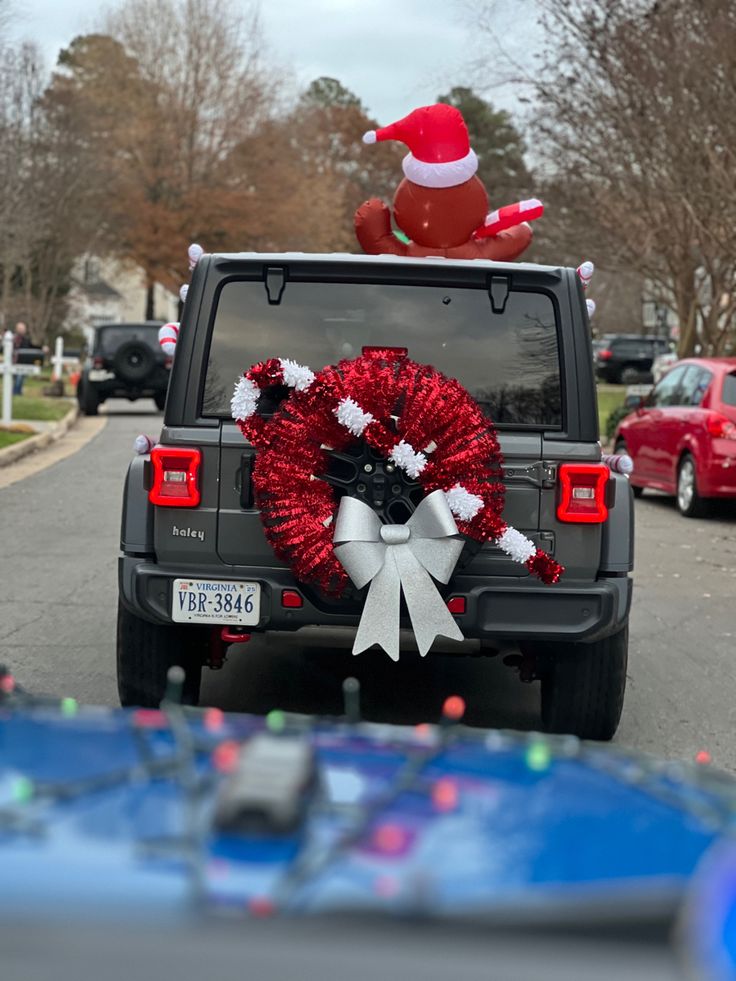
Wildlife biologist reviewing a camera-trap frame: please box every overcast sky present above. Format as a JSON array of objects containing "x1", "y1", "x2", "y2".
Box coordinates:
[{"x1": 9, "y1": 0, "x2": 538, "y2": 124}]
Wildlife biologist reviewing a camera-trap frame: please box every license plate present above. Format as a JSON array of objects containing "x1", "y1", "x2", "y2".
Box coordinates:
[
  {"x1": 172, "y1": 579, "x2": 260, "y2": 625},
  {"x1": 88, "y1": 369, "x2": 114, "y2": 381}
]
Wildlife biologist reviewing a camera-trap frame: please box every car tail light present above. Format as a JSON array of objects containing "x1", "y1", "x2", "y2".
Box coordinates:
[
  {"x1": 597, "y1": 349, "x2": 612, "y2": 361},
  {"x1": 149, "y1": 447, "x2": 201, "y2": 507},
  {"x1": 557, "y1": 464, "x2": 609, "y2": 523},
  {"x1": 281, "y1": 589, "x2": 303, "y2": 608},
  {"x1": 707, "y1": 414, "x2": 736, "y2": 440},
  {"x1": 446, "y1": 596, "x2": 466, "y2": 614}
]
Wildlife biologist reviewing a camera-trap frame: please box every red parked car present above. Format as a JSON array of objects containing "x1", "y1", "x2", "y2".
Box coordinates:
[{"x1": 613, "y1": 358, "x2": 736, "y2": 517}]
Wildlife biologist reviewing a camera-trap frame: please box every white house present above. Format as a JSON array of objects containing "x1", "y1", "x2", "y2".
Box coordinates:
[{"x1": 67, "y1": 255, "x2": 179, "y2": 344}]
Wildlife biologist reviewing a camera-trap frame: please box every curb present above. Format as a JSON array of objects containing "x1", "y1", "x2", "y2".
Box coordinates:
[{"x1": 0, "y1": 402, "x2": 79, "y2": 468}]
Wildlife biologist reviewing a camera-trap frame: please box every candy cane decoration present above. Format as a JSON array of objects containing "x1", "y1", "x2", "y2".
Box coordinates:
[
  {"x1": 576, "y1": 260, "x2": 596, "y2": 318},
  {"x1": 188, "y1": 243, "x2": 204, "y2": 270},
  {"x1": 159, "y1": 322, "x2": 179, "y2": 356},
  {"x1": 601, "y1": 452, "x2": 633, "y2": 475},
  {"x1": 473, "y1": 198, "x2": 544, "y2": 240}
]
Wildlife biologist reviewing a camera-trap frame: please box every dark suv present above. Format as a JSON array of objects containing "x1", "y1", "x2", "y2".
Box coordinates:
[
  {"x1": 117, "y1": 254, "x2": 634, "y2": 740},
  {"x1": 595, "y1": 334, "x2": 670, "y2": 385},
  {"x1": 77, "y1": 322, "x2": 170, "y2": 415}
]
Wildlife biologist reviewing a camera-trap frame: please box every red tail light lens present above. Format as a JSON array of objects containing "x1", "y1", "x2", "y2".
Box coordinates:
[
  {"x1": 149, "y1": 446, "x2": 201, "y2": 507},
  {"x1": 446, "y1": 596, "x2": 466, "y2": 614},
  {"x1": 597, "y1": 349, "x2": 612, "y2": 361},
  {"x1": 557, "y1": 464, "x2": 610, "y2": 523},
  {"x1": 281, "y1": 589, "x2": 303, "y2": 609},
  {"x1": 707, "y1": 414, "x2": 736, "y2": 440}
]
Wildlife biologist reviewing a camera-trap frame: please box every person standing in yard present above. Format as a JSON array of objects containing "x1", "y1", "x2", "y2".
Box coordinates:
[{"x1": 12, "y1": 322, "x2": 28, "y2": 396}]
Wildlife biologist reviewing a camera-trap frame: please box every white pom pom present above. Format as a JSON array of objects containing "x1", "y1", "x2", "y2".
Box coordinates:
[
  {"x1": 497, "y1": 526, "x2": 536, "y2": 564},
  {"x1": 334, "y1": 397, "x2": 374, "y2": 436},
  {"x1": 134, "y1": 434, "x2": 154, "y2": 455},
  {"x1": 231, "y1": 376, "x2": 260, "y2": 420},
  {"x1": 444, "y1": 484, "x2": 484, "y2": 521},
  {"x1": 179, "y1": 284, "x2": 189, "y2": 302},
  {"x1": 586, "y1": 298, "x2": 596, "y2": 317},
  {"x1": 279, "y1": 358, "x2": 315, "y2": 392},
  {"x1": 389, "y1": 440, "x2": 427, "y2": 479},
  {"x1": 362, "y1": 130, "x2": 377, "y2": 144}
]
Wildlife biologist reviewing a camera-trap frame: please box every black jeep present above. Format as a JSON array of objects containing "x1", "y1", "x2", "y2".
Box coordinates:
[
  {"x1": 117, "y1": 254, "x2": 634, "y2": 740},
  {"x1": 77, "y1": 322, "x2": 170, "y2": 415},
  {"x1": 594, "y1": 334, "x2": 670, "y2": 385}
]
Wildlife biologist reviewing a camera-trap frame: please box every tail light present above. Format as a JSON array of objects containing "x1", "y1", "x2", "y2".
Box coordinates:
[
  {"x1": 557, "y1": 464, "x2": 610, "y2": 523},
  {"x1": 707, "y1": 414, "x2": 736, "y2": 440},
  {"x1": 149, "y1": 446, "x2": 201, "y2": 507},
  {"x1": 597, "y1": 349, "x2": 612, "y2": 361}
]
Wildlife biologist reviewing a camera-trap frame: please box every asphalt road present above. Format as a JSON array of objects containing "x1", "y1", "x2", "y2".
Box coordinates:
[{"x1": 1, "y1": 401, "x2": 735, "y2": 768}]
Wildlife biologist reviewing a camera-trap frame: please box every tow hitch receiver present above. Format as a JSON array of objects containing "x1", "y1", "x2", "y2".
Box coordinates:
[{"x1": 208, "y1": 627, "x2": 252, "y2": 669}]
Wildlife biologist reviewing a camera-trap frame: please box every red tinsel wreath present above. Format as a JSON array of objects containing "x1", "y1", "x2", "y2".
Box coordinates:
[{"x1": 231, "y1": 350, "x2": 563, "y2": 594}]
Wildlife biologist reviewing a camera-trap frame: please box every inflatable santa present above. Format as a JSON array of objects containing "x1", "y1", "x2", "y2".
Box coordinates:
[{"x1": 355, "y1": 103, "x2": 543, "y2": 261}]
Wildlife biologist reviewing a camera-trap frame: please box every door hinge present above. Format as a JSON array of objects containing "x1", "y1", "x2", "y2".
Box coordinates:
[{"x1": 502, "y1": 461, "x2": 557, "y2": 489}]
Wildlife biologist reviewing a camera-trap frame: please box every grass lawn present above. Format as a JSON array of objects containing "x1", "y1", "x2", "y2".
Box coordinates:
[
  {"x1": 597, "y1": 384, "x2": 626, "y2": 437},
  {"x1": 0, "y1": 430, "x2": 32, "y2": 450},
  {"x1": 11, "y1": 394, "x2": 72, "y2": 422}
]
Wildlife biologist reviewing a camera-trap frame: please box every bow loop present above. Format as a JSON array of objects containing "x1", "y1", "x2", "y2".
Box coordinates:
[{"x1": 333, "y1": 490, "x2": 465, "y2": 661}]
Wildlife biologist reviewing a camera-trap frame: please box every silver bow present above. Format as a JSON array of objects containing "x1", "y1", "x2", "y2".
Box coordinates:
[{"x1": 333, "y1": 489, "x2": 465, "y2": 661}]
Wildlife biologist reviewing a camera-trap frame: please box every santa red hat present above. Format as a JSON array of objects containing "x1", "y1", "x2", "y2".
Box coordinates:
[{"x1": 362, "y1": 104, "x2": 478, "y2": 189}]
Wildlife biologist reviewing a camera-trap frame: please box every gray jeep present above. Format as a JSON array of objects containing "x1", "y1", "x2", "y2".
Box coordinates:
[{"x1": 118, "y1": 253, "x2": 634, "y2": 739}]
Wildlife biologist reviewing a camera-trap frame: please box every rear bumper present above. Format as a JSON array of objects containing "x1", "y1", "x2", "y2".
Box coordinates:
[
  {"x1": 119, "y1": 557, "x2": 632, "y2": 645},
  {"x1": 698, "y1": 449, "x2": 736, "y2": 497}
]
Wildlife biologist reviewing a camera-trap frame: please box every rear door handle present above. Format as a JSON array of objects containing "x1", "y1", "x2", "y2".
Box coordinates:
[{"x1": 240, "y1": 453, "x2": 255, "y2": 508}]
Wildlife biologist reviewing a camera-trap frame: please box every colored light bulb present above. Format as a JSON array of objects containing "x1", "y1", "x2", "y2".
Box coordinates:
[
  {"x1": 432, "y1": 777, "x2": 459, "y2": 812},
  {"x1": 525, "y1": 741, "x2": 552, "y2": 772},
  {"x1": 60, "y1": 697, "x2": 78, "y2": 717},
  {"x1": 442, "y1": 695, "x2": 465, "y2": 722},
  {"x1": 266, "y1": 709, "x2": 286, "y2": 733}
]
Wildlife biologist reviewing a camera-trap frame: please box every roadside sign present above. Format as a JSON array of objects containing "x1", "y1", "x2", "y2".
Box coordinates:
[{"x1": 9, "y1": 364, "x2": 41, "y2": 376}]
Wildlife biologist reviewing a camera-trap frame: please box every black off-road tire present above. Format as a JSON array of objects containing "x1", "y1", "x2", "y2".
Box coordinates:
[
  {"x1": 117, "y1": 599, "x2": 206, "y2": 707},
  {"x1": 78, "y1": 379, "x2": 99, "y2": 416},
  {"x1": 538, "y1": 623, "x2": 629, "y2": 741},
  {"x1": 77, "y1": 382, "x2": 100, "y2": 416},
  {"x1": 619, "y1": 365, "x2": 640, "y2": 385},
  {"x1": 154, "y1": 391, "x2": 167, "y2": 411}
]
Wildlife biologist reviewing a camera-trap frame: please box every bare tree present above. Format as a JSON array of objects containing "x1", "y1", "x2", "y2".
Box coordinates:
[
  {"x1": 100, "y1": 0, "x2": 277, "y2": 311},
  {"x1": 470, "y1": 0, "x2": 736, "y2": 355}
]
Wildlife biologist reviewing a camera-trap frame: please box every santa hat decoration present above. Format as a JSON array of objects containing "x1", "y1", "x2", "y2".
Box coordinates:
[{"x1": 363, "y1": 104, "x2": 478, "y2": 189}]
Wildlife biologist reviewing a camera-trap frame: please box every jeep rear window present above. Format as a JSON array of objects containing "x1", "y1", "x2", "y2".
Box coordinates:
[
  {"x1": 203, "y1": 280, "x2": 562, "y2": 427},
  {"x1": 96, "y1": 326, "x2": 160, "y2": 353}
]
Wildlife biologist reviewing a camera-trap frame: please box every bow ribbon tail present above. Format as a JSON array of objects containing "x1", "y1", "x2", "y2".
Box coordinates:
[
  {"x1": 352, "y1": 549, "x2": 402, "y2": 662},
  {"x1": 393, "y1": 543, "x2": 464, "y2": 656}
]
